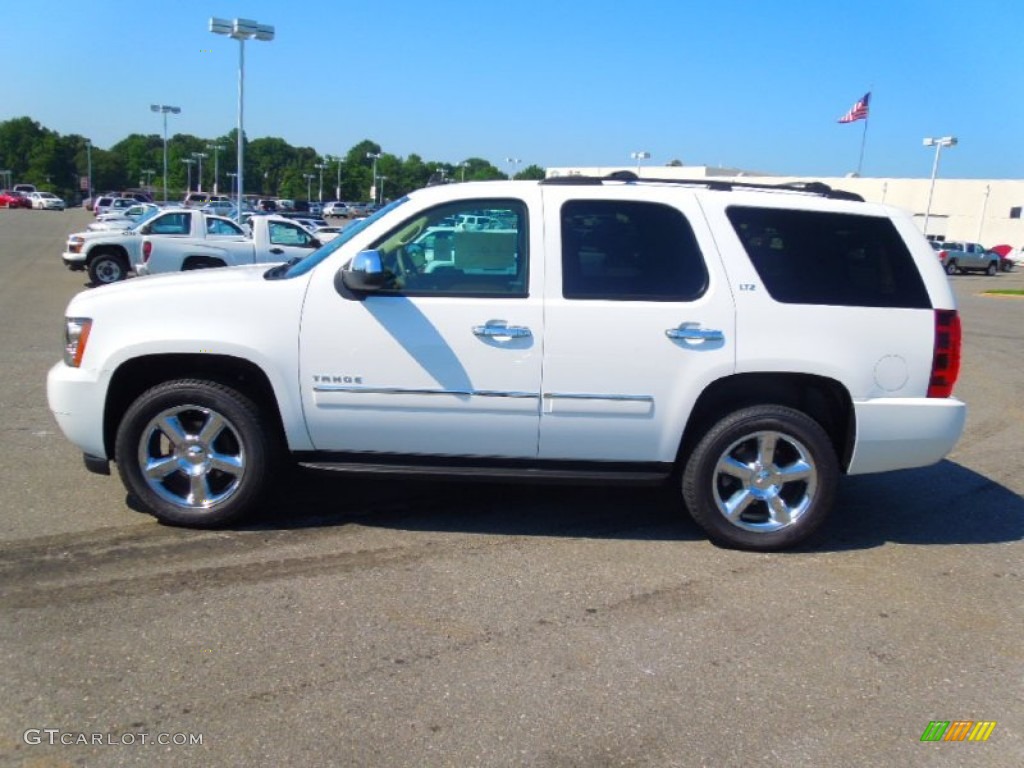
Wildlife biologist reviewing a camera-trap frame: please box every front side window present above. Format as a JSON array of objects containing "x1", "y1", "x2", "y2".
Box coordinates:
[
  {"x1": 368, "y1": 199, "x2": 528, "y2": 297},
  {"x1": 207, "y1": 218, "x2": 244, "y2": 236},
  {"x1": 726, "y1": 206, "x2": 931, "y2": 309},
  {"x1": 148, "y1": 212, "x2": 191, "y2": 235},
  {"x1": 268, "y1": 221, "x2": 315, "y2": 246},
  {"x1": 561, "y1": 200, "x2": 708, "y2": 301}
]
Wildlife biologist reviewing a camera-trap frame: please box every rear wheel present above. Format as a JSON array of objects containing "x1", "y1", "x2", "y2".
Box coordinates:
[
  {"x1": 88, "y1": 252, "x2": 128, "y2": 284},
  {"x1": 682, "y1": 405, "x2": 838, "y2": 551},
  {"x1": 944, "y1": 260, "x2": 958, "y2": 276},
  {"x1": 115, "y1": 380, "x2": 275, "y2": 527}
]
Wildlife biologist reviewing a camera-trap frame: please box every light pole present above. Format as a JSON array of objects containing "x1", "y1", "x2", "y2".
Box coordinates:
[
  {"x1": 366, "y1": 151, "x2": 381, "y2": 203},
  {"x1": 315, "y1": 161, "x2": 327, "y2": 202},
  {"x1": 150, "y1": 104, "x2": 181, "y2": 203},
  {"x1": 207, "y1": 144, "x2": 225, "y2": 194},
  {"x1": 141, "y1": 169, "x2": 155, "y2": 191},
  {"x1": 85, "y1": 139, "x2": 93, "y2": 202},
  {"x1": 210, "y1": 17, "x2": 275, "y2": 221},
  {"x1": 327, "y1": 155, "x2": 342, "y2": 200},
  {"x1": 505, "y1": 157, "x2": 521, "y2": 180},
  {"x1": 630, "y1": 150, "x2": 650, "y2": 175},
  {"x1": 379, "y1": 176, "x2": 388, "y2": 205},
  {"x1": 181, "y1": 158, "x2": 196, "y2": 194},
  {"x1": 922, "y1": 136, "x2": 957, "y2": 237},
  {"x1": 303, "y1": 173, "x2": 314, "y2": 202},
  {"x1": 192, "y1": 152, "x2": 208, "y2": 192},
  {"x1": 227, "y1": 171, "x2": 238, "y2": 196},
  {"x1": 459, "y1": 161, "x2": 469, "y2": 182}
]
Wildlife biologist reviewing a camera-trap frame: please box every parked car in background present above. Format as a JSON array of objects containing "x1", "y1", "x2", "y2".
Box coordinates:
[
  {"x1": 27, "y1": 191, "x2": 67, "y2": 211},
  {"x1": 1, "y1": 190, "x2": 32, "y2": 208},
  {"x1": 931, "y1": 240, "x2": 1001, "y2": 275},
  {"x1": 323, "y1": 201, "x2": 351, "y2": 217},
  {"x1": 986, "y1": 244, "x2": 1017, "y2": 272},
  {"x1": 87, "y1": 203, "x2": 161, "y2": 231},
  {"x1": 13, "y1": 183, "x2": 37, "y2": 197}
]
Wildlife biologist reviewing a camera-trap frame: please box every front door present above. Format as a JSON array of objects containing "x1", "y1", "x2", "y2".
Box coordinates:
[{"x1": 298, "y1": 191, "x2": 544, "y2": 458}]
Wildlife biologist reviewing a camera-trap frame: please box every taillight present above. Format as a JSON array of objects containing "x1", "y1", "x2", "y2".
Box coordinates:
[
  {"x1": 928, "y1": 309, "x2": 961, "y2": 398},
  {"x1": 142, "y1": 240, "x2": 152, "y2": 263}
]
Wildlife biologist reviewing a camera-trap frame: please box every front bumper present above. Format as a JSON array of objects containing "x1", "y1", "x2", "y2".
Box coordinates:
[{"x1": 47, "y1": 361, "x2": 109, "y2": 460}]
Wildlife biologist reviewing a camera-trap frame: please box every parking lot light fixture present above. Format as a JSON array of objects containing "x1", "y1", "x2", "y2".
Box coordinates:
[
  {"x1": 379, "y1": 176, "x2": 388, "y2": 204},
  {"x1": 85, "y1": 140, "x2": 93, "y2": 202},
  {"x1": 922, "y1": 136, "x2": 957, "y2": 237},
  {"x1": 630, "y1": 150, "x2": 651, "y2": 175},
  {"x1": 141, "y1": 169, "x2": 155, "y2": 191},
  {"x1": 303, "y1": 173, "x2": 314, "y2": 202},
  {"x1": 150, "y1": 104, "x2": 181, "y2": 203},
  {"x1": 315, "y1": 162, "x2": 328, "y2": 202},
  {"x1": 366, "y1": 151, "x2": 381, "y2": 202},
  {"x1": 226, "y1": 171, "x2": 238, "y2": 196},
  {"x1": 459, "y1": 161, "x2": 469, "y2": 182},
  {"x1": 181, "y1": 158, "x2": 196, "y2": 194},
  {"x1": 505, "y1": 157, "x2": 521, "y2": 180},
  {"x1": 210, "y1": 16, "x2": 275, "y2": 221},
  {"x1": 207, "y1": 144, "x2": 225, "y2": 194},
  {"x1": 191, "y1": 152, "x2": 208, "y2": 193},
  {"x1": 326, "y1": 155, "x2": 342, "y2": 200}
]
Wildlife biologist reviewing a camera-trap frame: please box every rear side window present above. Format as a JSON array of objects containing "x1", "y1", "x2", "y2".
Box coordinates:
[
  {"x1": 561, "y1": 200, "x2": 707, "y2": 301},
  {"x1": 726, "y1": 207, "x2": 931, "y2": 309}
]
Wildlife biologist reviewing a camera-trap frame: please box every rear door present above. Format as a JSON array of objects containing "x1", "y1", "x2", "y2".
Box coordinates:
[{"x1": 538, "y1": 185, "x2": 736, "y2": 462}]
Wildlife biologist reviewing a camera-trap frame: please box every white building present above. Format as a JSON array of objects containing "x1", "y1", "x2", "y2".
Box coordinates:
[{"x1": 545, "y1": 165, "x2": 1024, "y2": 247}]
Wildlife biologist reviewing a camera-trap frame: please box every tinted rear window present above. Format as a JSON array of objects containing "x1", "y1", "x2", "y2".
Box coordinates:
[{"x1": 726, "y1": 207, "x2": 931, "y2": 309}]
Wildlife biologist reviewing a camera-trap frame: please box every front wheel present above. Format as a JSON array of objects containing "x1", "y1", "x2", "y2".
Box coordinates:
[
  {"x1": 682, "y1": 405, "x2": 838, "y2": 551},
  {"x1": 986, "y1": 261, "x2": 999, "y2": 276},
  {"x1": 88, "y1": 253, "x2": 129, "y2": 285},
  {"x1": 115, "y1": 380, "x2": 276, "y2": 527}
]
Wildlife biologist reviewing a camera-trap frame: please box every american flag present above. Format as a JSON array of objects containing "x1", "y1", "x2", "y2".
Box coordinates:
[{"x1": 838, "y1": 92, "x2": 871, "y2": 123}]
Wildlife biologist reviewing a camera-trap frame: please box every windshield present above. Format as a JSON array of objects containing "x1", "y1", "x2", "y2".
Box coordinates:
[{"x1": 274, "y1": 196, "x2": 410, "y2": 279}]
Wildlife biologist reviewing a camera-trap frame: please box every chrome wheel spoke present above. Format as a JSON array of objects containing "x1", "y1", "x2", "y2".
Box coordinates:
[
  {"x1": 776, "y1": 459, "x2": 813, "y2": 483},
  {"x1": 156, "y1": 414, "x2": 189, "y2": 448},
  {"x1": 188, "y1": 472, "x2": 213, "y2": 507},
  {"x1": 767, "y1": 494, "x2": 793, "y2": 525},
  {"x1": 723, "y1": 489, "x2": 756, "y2": 521},
  {"x1": 197, "y1": 412, "x2": 226, "y2": 445},
  {"x1": 208, "y1": 452, "x2": 243, "y2": 476},
  {"x1": 719, "y1": 456, "x2": 754, "y2": 481},
  {"x1": 757, "y1": 433, "x2": 778, "y2": 466},
  {"x1": 144, "y1": 455, "x2": 180, "y2": 480}
]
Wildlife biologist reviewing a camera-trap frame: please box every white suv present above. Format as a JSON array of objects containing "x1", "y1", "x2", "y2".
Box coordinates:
[{"x1": 47, "y1": 174, "x2": 965, "y2": 550}]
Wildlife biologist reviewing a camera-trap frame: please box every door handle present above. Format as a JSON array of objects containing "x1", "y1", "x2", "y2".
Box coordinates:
[
  {"x1": 473, "y1": 321, "x2": 532, "y2": 339},
  {"x1": 269, "y1": 247, "x2": 284, "y2": 255},
  {"x1": 665, "y1": 325, "x2": 724, "y2": 342}
]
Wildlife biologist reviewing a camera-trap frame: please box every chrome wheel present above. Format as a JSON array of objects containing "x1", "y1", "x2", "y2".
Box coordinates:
[
  {"x1": 712, "y1": 430, "x2": 817, "y2": 533},
  {"x1": 682, "y1": 405, "x2": 838, "y2": 550},
  {"x1": 137, "y1": 404, "x2": 246, "y2": 509}
]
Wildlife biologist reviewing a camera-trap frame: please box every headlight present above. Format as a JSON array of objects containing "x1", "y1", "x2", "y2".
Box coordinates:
[
  {"x1": 68, "y1": 235, "x2": 84, "y2": 253},
  {"x1": 63, "y1": 317, "x2": 92, "y2": 367}
]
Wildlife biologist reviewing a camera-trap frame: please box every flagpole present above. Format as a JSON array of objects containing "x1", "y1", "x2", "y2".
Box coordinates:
[{"x1": 857, "y1": 114, "x2": 869, "y2": 176}]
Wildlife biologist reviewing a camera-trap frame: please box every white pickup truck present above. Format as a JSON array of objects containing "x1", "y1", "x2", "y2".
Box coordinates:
[
  {"x1": 136, "y1": 215, "x2": 320, "y2": 276},
  {"x1": 62, "y1": 208, "x2": 249, "y2": 285}
]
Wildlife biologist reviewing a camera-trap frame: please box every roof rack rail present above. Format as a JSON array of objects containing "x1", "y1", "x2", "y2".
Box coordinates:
[{"x1": 541, "y1": 171, "x2": 864, "y2": 202}]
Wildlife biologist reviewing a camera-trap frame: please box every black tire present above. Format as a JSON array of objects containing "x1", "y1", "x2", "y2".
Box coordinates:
[
  {"x1": 682, "y1": 405, "x2": 838, "y2": 551},
  {"x1": 115, "y1": 379, "x2": 276, "y2": 527},
  {"x1": 88, "y1": 252, "x2": 129, "y2": 285},
  {"x1": 986, "y1": 261, "x2": 998, "y2": 276},
  {"x1": 944, "y1": 260, "x2": 958, "y2": 276}
]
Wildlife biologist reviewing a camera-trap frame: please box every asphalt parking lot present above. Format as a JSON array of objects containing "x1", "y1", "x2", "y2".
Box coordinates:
[{"x1": 0, "y1": 207, "x2": 1021, "y2": 767}]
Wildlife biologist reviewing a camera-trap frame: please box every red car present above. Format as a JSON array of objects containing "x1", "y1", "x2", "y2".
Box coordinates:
[
  {"x1": 0, "y1": 190, "x2": 32, "y2": 208},
  {"x1": 987, "y1": 244, "x2": 1017, "y2": 272}
]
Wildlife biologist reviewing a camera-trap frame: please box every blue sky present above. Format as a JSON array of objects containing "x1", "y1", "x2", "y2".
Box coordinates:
[{"x1": 3, "y1": 1, "x2": 1021, "y2": 178}]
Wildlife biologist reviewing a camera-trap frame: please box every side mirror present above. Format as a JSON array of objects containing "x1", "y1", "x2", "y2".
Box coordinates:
[
  {"x1": 308, "y1": 238, "x2": 322, "y2": 249},
  {"x1": 341, "y1": 249, "x2": 389, "y2": 292}
]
